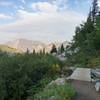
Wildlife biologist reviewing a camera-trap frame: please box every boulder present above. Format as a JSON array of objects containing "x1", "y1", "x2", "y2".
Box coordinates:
[
  {"x1": 54, "y1": 78, "x2": 66, "y2": 85},
  {"x1": 48, "y1": 78, "x2": 66, "y2": 86},
  {"x1": 95, "y1": 82, "x2": 100, "y2": 92}
]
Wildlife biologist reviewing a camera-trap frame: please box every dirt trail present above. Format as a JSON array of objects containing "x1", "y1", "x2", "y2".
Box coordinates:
[{"x1": 71, "y1": 80, "x2": 100, "y2": 100}]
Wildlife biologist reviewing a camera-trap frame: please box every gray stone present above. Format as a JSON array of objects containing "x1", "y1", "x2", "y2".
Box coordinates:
[{"x1": 95, "y1": 82, "x2": 100, "y2": 92}]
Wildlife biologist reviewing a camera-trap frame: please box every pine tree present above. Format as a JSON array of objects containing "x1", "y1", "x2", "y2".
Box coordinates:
[
  {"x1": 43, "y1": 48, "x2": 45, "y2": 54},
  {"x1": 91, "y1": 0, "x2": 98, "y2": 23},
  {"x1": 33, "y1": 49, "x2": 35, "y2": 54},
  {"x1": 26, "y1": 48, "x2": 29, "y2": 54},
  {"x1": 73, "y1": 0, "x2": 99, "y2": 51},
  {"x1": 39, "y1": 50, "x2": 43, "y2": 55},
  {"x1": 60, "y1": 44, "x2": 65, "y2": 53},
  {"x1": 93, "y1": 12, "x2": 100, "y2": 50},
  {"x1": 50, "y1": 44, "x2": 57, "y2": 54},
  {"x1": 70, "y1": 0, "x2": 100, "y2": 66}
]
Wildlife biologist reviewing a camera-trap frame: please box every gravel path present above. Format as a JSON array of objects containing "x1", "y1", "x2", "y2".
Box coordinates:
[{"x1": 71, "y1": 80, "x2": 100, "y2": 100}]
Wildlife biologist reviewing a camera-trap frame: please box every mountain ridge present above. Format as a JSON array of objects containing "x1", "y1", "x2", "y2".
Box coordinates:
[{"x1": 5, "y1": 38, "x2": 69, "y2": 53}]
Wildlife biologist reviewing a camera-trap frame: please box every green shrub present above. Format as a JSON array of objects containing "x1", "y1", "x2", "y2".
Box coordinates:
[
  {"x1": 34, "y1": 83, "x2": 76, "y2": 100},
  {"x1": 0, "y1": 52, "x2": 63, "y2": 100},
  {"x1": 87, "y1": 56, "x2": 100, "y2": 68}
]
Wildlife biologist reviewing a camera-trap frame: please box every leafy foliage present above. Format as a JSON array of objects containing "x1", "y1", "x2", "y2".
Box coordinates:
[
  {"x1": 34, "y1": 83, "x2": 75, "y2": 100},
  {"x1": 0, "y1": 51, "x2": 63, "y2": 100}
]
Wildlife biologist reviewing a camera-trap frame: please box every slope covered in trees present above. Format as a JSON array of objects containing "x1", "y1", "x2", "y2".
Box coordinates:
[{"x1": 66, "y1": 0, "x2": 100, "y2": 67}]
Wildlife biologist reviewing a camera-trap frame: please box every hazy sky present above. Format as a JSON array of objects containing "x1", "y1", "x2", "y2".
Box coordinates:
[{"x1": 0, "y1": 0, "x2": 99, "y2": 43}]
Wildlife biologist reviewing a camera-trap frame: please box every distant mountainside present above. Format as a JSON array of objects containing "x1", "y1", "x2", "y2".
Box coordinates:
[
  {"x1": 5, "y1": 39, "x2": 69, "y2": 53},
  {"x1": 0, "y1": 44, "x2": 21, "y2": 53},
  {"x1": 6, "y1": 39, "x2": 45, "y2": 52}
]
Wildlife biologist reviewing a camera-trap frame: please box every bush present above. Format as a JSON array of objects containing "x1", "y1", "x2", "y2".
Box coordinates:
[
  {"x1": 87, "y1": 56, "x2": 100, "y2": 68},
  {"x1": 0, "y1": 52, "x2": 63, "y2": 100},
  {"x1": 34, "y1": 83, "x2": 76, "y2": 100},
  {"x1": 62, "y1": 67, "x2": 73, "y2": 77}
]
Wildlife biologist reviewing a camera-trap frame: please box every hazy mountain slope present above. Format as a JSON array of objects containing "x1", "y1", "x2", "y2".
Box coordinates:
[
  {"x1": 0, "y1": 44, "x2": 21, "y2": 53},
  {"x1": 5, "y1": 39, "x2": 69, "y2": 53},
  {"x1": 6, "y1": 39, "x2": 45, "y2": 52}
]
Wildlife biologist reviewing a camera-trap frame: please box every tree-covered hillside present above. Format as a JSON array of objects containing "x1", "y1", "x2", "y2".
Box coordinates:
[{"x1": 66, "y1": 0, "x2": 100, "y2": 68}]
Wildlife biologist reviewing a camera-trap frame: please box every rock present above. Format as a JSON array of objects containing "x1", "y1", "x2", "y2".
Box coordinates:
[
  {"x1": 95, "y1": 82, "x2": 100, "y2": 92},
  {"x1": 49, "y1": 78, "x2": 66, "y2": 85},
  {"x1": 54, "y1": 78, "x2": 66, "y2": 85},
  {"x1": 48, "y1": 81, "x2": 55, "y2": 86},
  {"x1": 48, "y1": 96, "x2": 55, "y2": 100}
]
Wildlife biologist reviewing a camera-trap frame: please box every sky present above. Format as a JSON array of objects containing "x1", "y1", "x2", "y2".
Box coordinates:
[{"x1": 0, "y1": 0, "x2": 99, "y2": 43}]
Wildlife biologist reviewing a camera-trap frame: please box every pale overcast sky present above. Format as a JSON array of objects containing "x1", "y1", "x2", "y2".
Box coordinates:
[{"x1": 0, "y1": 0, "x2": 99, "y2": 43}]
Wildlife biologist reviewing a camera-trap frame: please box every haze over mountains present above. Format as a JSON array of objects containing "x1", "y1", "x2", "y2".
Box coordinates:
[{"x1": 4, "y1": 38, "x2": 69, "y2": 53}]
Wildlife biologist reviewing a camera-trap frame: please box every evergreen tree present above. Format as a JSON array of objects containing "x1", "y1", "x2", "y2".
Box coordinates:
[
  {"x1": 60, "y1": 44, "x2": 65, "y2": 53},
  {"x1": 73, "y1": 0, "x2": 99, "y2": 52},
  {"x1": 26, "y1": 48, "x2": 29, "y2": 54},
  {"x1": 39, "y1": 50, "x2": 43, "y2": 55},
  {"x1": 93, "y1": 14, "x2": 100, "y2": 50},
  {"x1": 33, "y1": 49, "x2": 35, "y2": 54},
  {"x1": 91, "y1": 0, "x2": 98, "y2": 23},
  {"x1": 70, "y1": 0, "x2": 100, "y2": 66},
  {"x1": 50, "y1": 44, "x2": 57, "y2": 54},
  {"x1": 43, "y1": 48, "x2": 45, "y2": 54}
]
